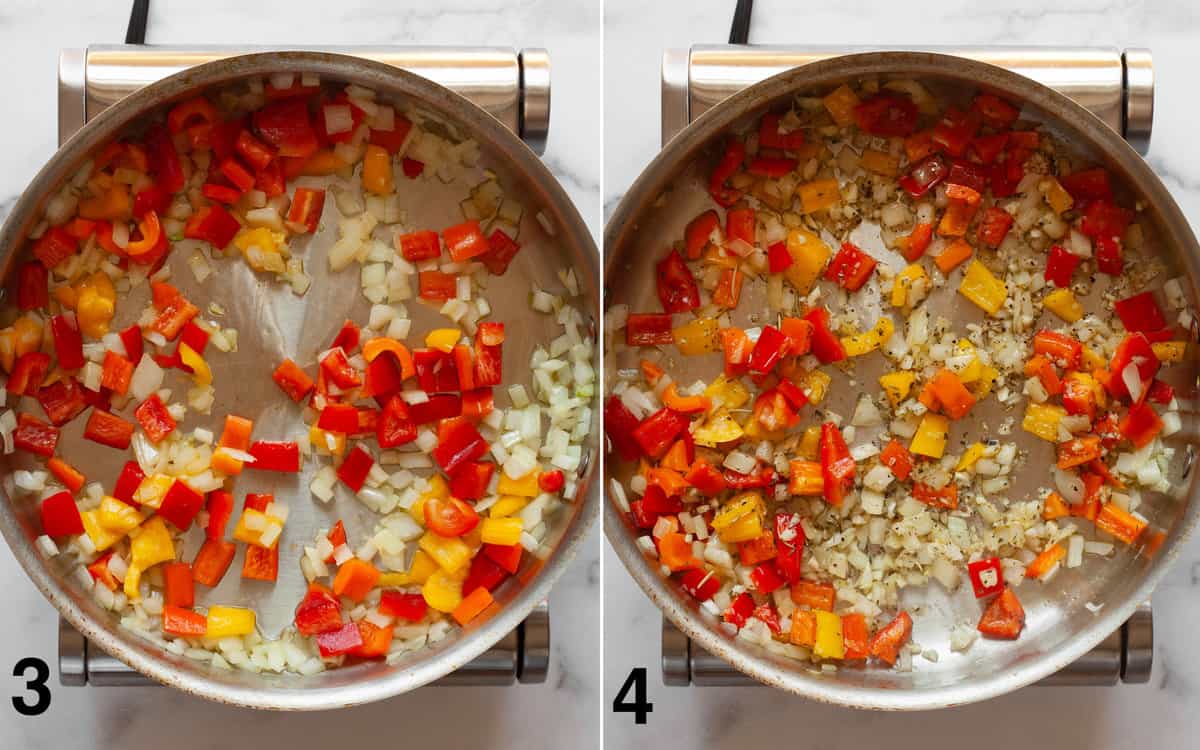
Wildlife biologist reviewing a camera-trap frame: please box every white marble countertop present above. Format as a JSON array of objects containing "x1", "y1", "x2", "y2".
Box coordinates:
[
  {"x1": 604, "y1": 0, "x2": 1200, "y2": 747},
  {"x1": 0, "y1": 1, "x2": 600, "y2": 747}
]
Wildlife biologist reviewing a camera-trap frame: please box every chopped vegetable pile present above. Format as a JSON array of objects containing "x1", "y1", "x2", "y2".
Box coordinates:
[
  {"x1": 606, "y1": 78, "x2": 1189, "y2": 671},
  {"x1": 9, "y1": 72, "x2": 595, "y2": 675}
]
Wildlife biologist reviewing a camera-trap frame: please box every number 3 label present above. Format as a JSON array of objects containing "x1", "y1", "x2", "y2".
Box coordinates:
[{"x1": 12, "y1": 657, "x2": 51, "y2": 716}]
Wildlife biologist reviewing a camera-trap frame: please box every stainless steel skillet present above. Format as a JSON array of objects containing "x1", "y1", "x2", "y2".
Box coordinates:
[
  {"x1": 604, "y1": 51, "x2": 1200, "y2": 710},
  {"x1": 0, "y1": 51, "x2": 599, "y2": 710}
]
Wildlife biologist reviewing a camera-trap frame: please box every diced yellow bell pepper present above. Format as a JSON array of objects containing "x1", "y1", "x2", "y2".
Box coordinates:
[
  {"x1": 12, "y1": 315, "x2": 44, "y2": 361},
  {"x1": 0, "y1": 329, "x2": 15, "y2": 373},
  {"x1": 879, "y1": 371, "x2": 916, "y2": 409},
  {"x1": 798, "y1": 425, "x2": 821, "y2": 460},
  {"x1": 813, "y1": 610, "x2": 845, "y2": 660},
  {"x1": 496, "y1": 470, "x2": 540, "y2": 498},
  {"x1": 741, "y1": 417, "x2": 785, "y2": 443},
  {"x1": 822, "y1": 84, "x2": 860, "y2": 127},
  {"x1": 969, "y1": 364, "x2": 1000, "y2": 399},
  {"x1": 125, "y1": 517, "x2": 176, "y2": 599},
  {"x1": 234, "y1": 227, "x2": 288, "y2": 272},
  {"x1": 132, "y1": 474, "x2": 173, "y2": 509},
  {"x1": 798, "y1": 179, "x2": 841, "y2": 215},
  {"x1": 379, "y1": 549, "x2": 438, "y2": 587},
  {"x1": 418, "y1": 531, "x2": 473, "y2": 573},
  {"x1": 98, "y1": 495, "x2": 143, "y2": 535},
  {"x1": 1023, "y1": 403, "x2": 1066, "y2": 442},
  {"x1": 783, "y1": 228, "x2": 832, "y2": 295},
  {"x1": 692, "y1": 411, "x2": 744, "y2": 447},
  {"x1": 422, "y1": 568, "x2": 464, "y2": 613},
  {"x1": 673, "y1": 317, "x2": 720, "y2": 355},
  {"x1": 76, "y1": 286, "x2": 115, "y2": 339},
  {"x1": 178, "y1": 342, "x2": 212, "y2": 386},
  {"x1": 80, "y1": 510, "x2": 123, "y2": 552},
  {"x1": 910, "y1": 413, "x2": 950, "y2": 458},
  {"x1": 795, "y1": 369, "x2": 832, "y2": 405},
  {"x1": 860, "y1": 149, "x2": 900, "y2": 177},
  {"x1": 1152, "y1": 341, "x2": 1186, "y2": 364},
  {"x1": 840, "y1": 317, "x2": 895, "y2": 357},
  {"x1": 232, "y1": 508, "x2": 284, "y2": 548},
  {"x1": 712, "y1": 492, "x2": 765, "y2": 544},
  {"x1": 704, "y1": 375, "x2": 750, "y2": 411},
  {"x1": 949, "y1": 340, "x2": 984, "y2": 383},
  {"x1": 206, "y1": 606, "x2": 257, "y2": 638},
  {"x1": 1040, "y1": 176, "x2": 1074, "y2": 215},
  {"x1": 362, "y1": 144, "x2": 394, "y2": 195},
  {"x1": 891, "y1": 264, "x2": 929, "y2": 308},
  {"x1": 958, "y1": 260, "x2": 1007, "y2": 316},
  {"x1": 308, "y1": 423, "x2": 346, "y2": 456},
  {"x1": 1081, "y1": 345, "x2": 1106, "y2": 371},
  {"x1": 425, "y1": 328, "x2": 461, "y2": 353},
  {"x1": 411, "y1": 475, "x2": 451, "y2": 524},
  {"x1": 1043, "y1": 288, "x2": 1083, "y2": 323},
  {"x1": 480, "y1": 517, "x2": 523, "y2": 546},
  {"x1": 490, "y1": 496, "x2": 530, "y2": 518},
  {"x1": 956, "y1": 442, "x2": 986, "y2": 471}
]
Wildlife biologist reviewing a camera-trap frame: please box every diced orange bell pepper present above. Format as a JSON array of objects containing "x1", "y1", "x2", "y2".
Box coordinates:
[
  {"x1": 1057, "y1": 436, "x2": 1102, "y2": 469},
  {"x1": 661, "y1": 383, "x2": 710, "y2": 414},
  {"x1": 646, "y1": 467, "x2": 689, "y2": 498},
  {"x1": 353, "y1": 619, "x2": 395, "y2": 658},
  {"x1": 639, "y1": 359, "x2": 664, "y2": 385},
  {"x1": 658, "y1": 532, "x2": 701, "y2": 572},
  {"x1": 927, "y1": 368, "x2": 976, "y2": 419},
  {"x1": 737, "y1": 532, "x2": 777, "y2": 566},
  {"x1": 933, "y1": 238, "x2": 974, "y2": 274},
  {"x1": 332, "y1": 558, "x2": 381, "y2": 602},
  {"x1": 660, "y1": 439, "x2": 691, "y2": 472},
  {"x1": 46, "y1": 457, "x2": 85, "y2": 493},
  {"x1": 788, "y1": 460, "x2": 824, "y2": 496},
  {"x1": 1042, "y1": 491, "x2": 1070, "y2": 520},
  {"x1": 1095, "y1": 502, "x2": 1147, "y2": 544},
  {"x1": 162, "y1": 605, "x2": 207, "y2": 637},
  {"x1": 868, "y1": 611, "x2": 913, "y2": 665},
  {"x1": 1024, "y1": 543, "x2": 1066, "y2": 579},
  {"x1": 219, "y1": 415, "x2": 254, "y2": 451},
  {"x1": 361, "y1": 144, "x2": 394, "y2": 194},
  {"x1": 242, "y1": 544, "x2": 279, "y2": 581},
  {"x1": 451, "y1": 586, "x2": 494, "y2": 625},
  {"x1": 841, "y1": 613, "x2": 870, "y2": 660},
  {"x1": 789, "y1": 609, "x2": 817, "y2": 647},
  {"x1": 790, "y1": 580, "x2": 835, "y2": 611}
]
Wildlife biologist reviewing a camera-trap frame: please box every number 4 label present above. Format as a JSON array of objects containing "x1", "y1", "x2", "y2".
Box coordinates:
[{"x1": 612, "y1": 667, "x2": 653, "y2": 724}]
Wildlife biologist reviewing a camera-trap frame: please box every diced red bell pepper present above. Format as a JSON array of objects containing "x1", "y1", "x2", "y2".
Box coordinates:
[
  {"x1": 401, "y1": 157, "x2": 424, "y2": 177},
  {"x1": 202, "y1": 182, "x2": 241, "y2": 205},
  {"x1": 1114, "y1": 292, "x2": 1166, "y2": 333},
  {"x1": 725, "y1": 207, "x2": 755, "y2": 246},
  {"x1": 977, "y1": 206, "x2": 1014, "y2": 248},
  {"x1": 1044, "y1": 244, "x2": 1081, "y2": 288},
  {"x1": 397, "y1": 229, "x2": 442, "y2": 262},
  {"x1": 432, "y1": 417, "x2": 489, "y2": 476},
  {"x1": 157, "y1": 480, "x2": 204, "y2": 530},
  {"x1": 362, "y1": 352, "x2": 406, "y2": 401},
  {"x1": 972, "y1": 94, "x2": 1020, "y2": 127},
  {"x1": 879, "y1": 438, "x2": 914, "y2": 481},
  {"x1": 285, "y1": 186, "x2": 325, "y2": 234},
  {"x1": 724, "y1": 592, "x2": 756, "y2": 629},
  {"x1": 473, "y1": 322, "x2": 504, "y2": 387},
  {"x1": 854, "y1": 94, "x2": 919, "y2": 136},
  {"x1": 932, "y1": 107, "x2": 981, "y2": 157},
  {"x1": 978, "y1": 588, "x2": 1025, "y2": 639},
  {"x1": 49, "y1": 315, "x2": 85, "y2": 371},
  {"x1": 83, "y1": 409, "x2": 133, "y2": 450},
  {"x1": 758, "y1": 112, "x2": 806, "y2": 150},
  {"x1": 36, "y1": 379, "x2": 87, "y2": 427},
  {"x1": 774, "y1": 512, "x2": 805, "y2": 584},
  {"x1": 253, "y1": 98, "x2": 319, "y2": 159},
  {"x1": 708, "y1": 137, "x2": 746, "y2": 207},
  {"x1": 755, "y1": 604, "x2": 783, "y2": 636},
  {"x1": 747, "y1": 156, "x2": 797, "y2": 177},
  {"x1": 463, "y1": 553, "x2": 508, "y2": 594},
  {"x1": 162, "y1": 605, "x2": 207, "y2": 637},
  {"x1": 424, "y1": 495, "x2": 480, "y2": 538},
  {"x1": 418, "y1": 270, "x2": 458, "y2": 301},
  {"x1": 443, "y1": 220, "x2": 490, "y2": 262},
  {"x1": 947, "y1": 161, "x2": 989, "y2": 194},
  {"x1": 1032, "y1": 330, "x2": 1083, "y2": 369},
  {"x1": 604, "y1": 395, "x2": 643, "y2": 461},
  {"x1": 40, "y1": 491, "x2": 84, "y2": 537},
  {"x1": 98, "y1": 351, "x2": 133, "y2": 396},
  {"x1": 113, "y1": 461, "x2": 145, "y2": 505},
  {"x1": 184, "y1": 204, "x2": 240, "y2": 249},
  {"x1": 134, "y1": 394, "x2": 177, "y2": 443},
  {"x1": 967, "y1": 557, "x2": 1005, "y2": 598},
  {"x1": 376, "y1": 394, "x2": 418, "y2": 449},
  {"x1": 969, "y1": 133, "x2": 1010, "y2": 165},
  {"x1": 684, "y1": 210, "x2": 722, "y2": 260},
  {"x1": 824, "y1": 242, "x2": 877, "y2": 291},
  {"x1": 247, "y1": 441, "x2": 301, "y2": 472},
  {"x1": 320, "y1": 348, "x2": 362, "y2": 390},
  {"x1": 748, "y1": 325, "x2": 790, "y2": 375},
  {"x1": 482, "y1": 543, "x2": 523, "y2": 575},
  {"x1": 368, "y1": 113, "x2": 415, "y2": 154},
  {"x1": 242, "y1": 539, "x2": 280, "y2": 582},
  {"x1": 449, "y1": 461, "x2": 495, "y2": 501},
  {"x1": 1147, "y1": 379, "x2": 1174, "y2": 405},
  {"x1": 408, "y1": 394, "x2": 461, "y2": 424},
  {"x1": 218, "y1": 157, "x2": 256, "y2": 193},
  {"x1": 13, "y1": 414, "x2": 59, "y2": 457},
  {"x1": 1095, "y1": 235, "x2": 1124, "y2": 276},
  {"x1": 678, "y1": 567, "x2": 721, "y2": 601},
  {"x1": 803, "y1": 308, "x2": 846, "y2": 363},
  {"x1": 295, "y1": 584, "x2": 344, "y2": 636},
  {"x1": 767, "y1": 241, "x2": 793, "y2": 273},
  {"x1": 913, "y1": 482, "x2": 959, "y2": 510},
  {"x1": 379, "y1": 590, "x2": 428, "y2": 623},
  {"x1": 413, "y1": 349, "x2": 459, "y2": 393},
  {"x1": 479, "y1": 228, "x2": 522, "y2": 275},
  {"x1": 656, "y1": 249, "x2": 700, "y2": 313},
  {"x1": 462, "y1": 387, "x2": 495, "y2": 420},
  {"x1": 16, "y1": 262, "x2": 48, "y2": 311},
  {"x1": 625, "y1": 313, "x2": 673, "y2": 347},
  {"x1": 8, "y1": 352, "x2": 51, "y2": 397},
  {"x1": 537, "y1": 469, "x2": 566, "y2": 494},
  {"x1": 316, "y1": 621, "x2": 364, "y2": 657},
  {"x1": 752, "y1": 389, "x2": 799, "y2": 432},
  {"x1": 899, "y1": 155, "x2": 949, "y2": 198},
  {"x1": 318, "y1": 403, "x2": 360, "y2": 434},
  {"x1": 632, "y1": 408, "x2": 690, "y2": 459},
  {"x1": 1080, "y1": 200, "x2": 1132, "y2": 241},
  {"x1": 1060, "y1": 168, "x2": 1113, "y2": 202},
  {"x1": 134, "y1": 185, "x2": 173, "y2": 220},
  {"x1": 900, "y1": 222, "x2": 934, "y2": 261},
  {"x1": 1120, "y1": 401, "x2": 1164, "y2": 449},
  {"x1": 749, "y1": 562, "x2": 786, "y2": 594},
  {"x1": 819, "y1": 422, "x2": 855, "y2": 506},
  {"x1": 1108, "y1": 333, "x2": 1160, "y2": 401},
  {"x1": 205, "y1": 489, "x2": 234, "y2": 539},
  {"x1": 336, "y1": 445, "x2": 375, "y2": 492},
  {"x1": 192, "y1": 538, "x2": 236, "y2": 587}
]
